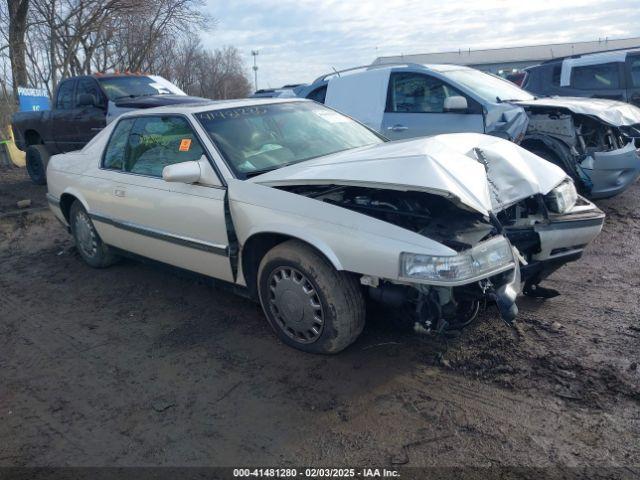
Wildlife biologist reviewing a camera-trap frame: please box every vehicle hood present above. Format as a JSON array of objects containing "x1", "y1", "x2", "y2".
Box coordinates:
[
  {"x1": 113, "y1": 94, "x2": 209, "y2": 108},
  {"x1": 513, "y1": 97, "x2": 640, "y2": 127},
  {"x1": 250, "y1": 133, "x2": 568, "y2": 215}
]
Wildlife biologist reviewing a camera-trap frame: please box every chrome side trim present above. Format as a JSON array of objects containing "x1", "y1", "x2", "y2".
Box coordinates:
[
  {"x1": 89, "y1": 212, "x2": 228, "y2": 256},
  {"x1": 540, "y1": 216, "x2": 605, "y2": 231},
  {"x1": 46, "y1": 193, "x2": 60, "y2": 207}
]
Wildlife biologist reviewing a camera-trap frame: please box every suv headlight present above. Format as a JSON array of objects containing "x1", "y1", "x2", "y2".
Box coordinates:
[
  {"x1": 545, "y1": 180, "x2": 577, "y2": 214},
  {"x1": 400, "y1": 236, "x2": 515, "y2": 285}
]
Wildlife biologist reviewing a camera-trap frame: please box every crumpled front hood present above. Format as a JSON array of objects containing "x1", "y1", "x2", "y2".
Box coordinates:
[
  {"x1": 250, "y1": 133, "x2": 568, "y2": 215},
  {"x1": 437, "y1": 134, "x2": 569, "y2": 211},
  {"x1": 514, "y1": 96, "x2": 640, "y2": 127}
]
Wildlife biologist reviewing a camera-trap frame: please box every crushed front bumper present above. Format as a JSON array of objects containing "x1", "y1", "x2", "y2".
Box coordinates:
[
  {"x1": 505, "y1": 199, "x2": 604, "y2": 285},
  {"x1": 582, "y1": 142, "x2": 640, "y2": 199}
]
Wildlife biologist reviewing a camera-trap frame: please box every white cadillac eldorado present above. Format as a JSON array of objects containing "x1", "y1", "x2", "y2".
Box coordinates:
[{"x1": 45, "y1": 99, "x2": 604, "y2": 353}]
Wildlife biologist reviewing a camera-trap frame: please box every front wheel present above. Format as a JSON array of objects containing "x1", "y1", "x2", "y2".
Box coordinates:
[
  {"x1": 258, "y1": 240, "x2": 365, "y2": 354},
  {"x1": 69, "y1": 201, "x2": 118, "y2": 268},
  {"x1": 25, "y1": 145, "x2": 50, "y2": 185},
  {"x1": 530, "y1": 147, "x2": 587, "y2": 194}
]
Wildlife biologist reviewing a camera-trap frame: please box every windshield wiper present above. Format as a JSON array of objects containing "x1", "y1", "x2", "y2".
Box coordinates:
[
  {"x1": 244, "y1": 159, "x2": 306, "y2": 178},
  {"x1": 244, "y1": 166, "x2": 281, "y2": 178},
  {"x1": 113, "y1": 92, "x2": 171, "y2": 101},
  {"x1": 241, "y1": 145, "x2": 373, "y2": 179},
  {"x1": 496, "y1": 97, "x2": 525, "y2": 103}
]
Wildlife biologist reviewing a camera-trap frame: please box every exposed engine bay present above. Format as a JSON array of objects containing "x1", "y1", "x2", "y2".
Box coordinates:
[
  {"x1": 277, "y1": 181, "x2": 601, "y2": 335},
  {"x1": 527, "y1": 112, "x2": 635, "y2": 153},
  {"x1": 278, "y1": 185, "x2": 495, "y2": 251},
  {"x1": 521, "y1": 105, "x2": 640, "y2": 197},
  {"x1": 278, "y1": 184, "x2": 520, "y2": 334}
]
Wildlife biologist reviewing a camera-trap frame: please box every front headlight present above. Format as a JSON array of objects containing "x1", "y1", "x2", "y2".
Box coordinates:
[
  {"x1": 400, "y1": 236, "x2": 515, "y2": 285},
  {"x1": 545, "y1": 180, "x2": 577, "y2": 214}
]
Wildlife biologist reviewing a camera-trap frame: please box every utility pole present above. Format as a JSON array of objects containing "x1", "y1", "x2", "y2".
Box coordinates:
[{"x1": 251, "y1": 50, "x2": 259, "y2": 92}]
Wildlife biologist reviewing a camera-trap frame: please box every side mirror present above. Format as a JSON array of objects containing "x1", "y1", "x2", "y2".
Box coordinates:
[
  {"x1": 78, "y1": 93, "x2": 97, "y2": 107},
  {"x1": 443, "y1": 96, "x2": 468, "y2": 113},
  {"x1": 163, "y1": 161, "x2": 201, "y2": 184}
]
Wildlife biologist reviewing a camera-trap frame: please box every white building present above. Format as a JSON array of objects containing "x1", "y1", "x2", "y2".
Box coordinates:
[{"x1": 373, "y1": 37, "x2": 640, "y2": 74}]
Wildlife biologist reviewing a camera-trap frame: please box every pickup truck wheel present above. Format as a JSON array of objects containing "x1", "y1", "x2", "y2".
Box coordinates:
[
  {"x1": 25, "y1": 145, "x2": 50, "y2": 185},
  {"x1": 69, "y1": 201, "x2": 118, "y2": 268},
  {"x1": 258, "y1": 240, "x2": 365, "y2": 354}
]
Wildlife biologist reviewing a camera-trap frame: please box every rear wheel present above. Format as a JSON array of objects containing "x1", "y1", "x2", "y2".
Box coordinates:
[
  {"x1": 258, "y1": 240, "x2": 365, "y2": 354},
  {"x1": 25, "y1": 144, "x2": 50, "y2": 185},
  {"x1": 69, "y1": 201, "x2": 118, "y2": 268}
]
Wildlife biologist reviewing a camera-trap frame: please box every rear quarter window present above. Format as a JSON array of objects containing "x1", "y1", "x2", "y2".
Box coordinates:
[{"x1": 102, "y1": 119, "x2": 135, "y2": 170}]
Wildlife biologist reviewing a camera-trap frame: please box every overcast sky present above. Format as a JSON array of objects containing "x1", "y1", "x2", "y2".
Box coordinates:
[{"x1": 202, "y1": 0, "x2": 640, "y2": 90}]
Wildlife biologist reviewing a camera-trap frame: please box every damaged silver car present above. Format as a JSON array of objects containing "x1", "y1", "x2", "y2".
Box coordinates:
[
  {"x1": 296, "y1": 63, "x2": 640, "y2": 199},
  {"x1": 46, "y1": 99, "x2": 604, "y2": 353}
]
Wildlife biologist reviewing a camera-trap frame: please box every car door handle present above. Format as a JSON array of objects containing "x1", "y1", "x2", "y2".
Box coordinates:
[
  {"x1": 113, "y1": 188, "x2": 126, "y2": 197},
  {"x1": 387, "y1": 124, "x2": 408, "y2": 131}
]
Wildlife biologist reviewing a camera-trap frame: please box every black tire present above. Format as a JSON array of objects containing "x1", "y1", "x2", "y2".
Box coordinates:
[
  {"x1": 258, "y1": 240, "x2": 365, "y2": 354},
  {"x1": 69, "y1": 201, "x2": 118, "y2": 268},
  {"x1": 25, "y1": 144, "x2": 50, "y2": 185}
]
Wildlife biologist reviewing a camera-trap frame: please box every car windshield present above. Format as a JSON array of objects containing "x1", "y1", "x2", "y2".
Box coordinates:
[
  {"x1": 444, "y1": 69, "x2": 535, "y2": 103},
  {"x1": 194, "y1": 102, "x2": 384, "y2": 178},
  {"x1": 98, "y1": 75, "x2": 186, "y2": 101}
]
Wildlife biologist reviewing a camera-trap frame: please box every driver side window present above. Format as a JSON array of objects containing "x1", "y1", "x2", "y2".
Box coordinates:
[
  {"x1": 387, "y1": 73, "x2": 462, "y2": 113},
  {"x1": 124, "y1": 116, "x2": 204, "y2": 177}
]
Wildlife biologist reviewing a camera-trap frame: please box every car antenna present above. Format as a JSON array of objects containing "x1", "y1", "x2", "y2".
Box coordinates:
[{"x1": 332, "y1": 67, "x2": 340, "y2": 77}]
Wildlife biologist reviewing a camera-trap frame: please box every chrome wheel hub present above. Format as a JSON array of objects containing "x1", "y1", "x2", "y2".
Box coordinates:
[
  {"x1": 75, "y1": 211, "x2": 97, "y2": 257},
  {"x1": 268, "y1": 267, "x2": 324, "y2": 344}
]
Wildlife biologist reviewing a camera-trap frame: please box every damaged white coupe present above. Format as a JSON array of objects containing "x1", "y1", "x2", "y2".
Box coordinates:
[{"x1": 46, "y1": 99, "x2": 604, "y2": 353}]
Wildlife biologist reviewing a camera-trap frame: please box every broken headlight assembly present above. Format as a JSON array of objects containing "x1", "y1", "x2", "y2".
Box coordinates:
[
  {"x1": 544, "y1": 180, "x2": 578, "y2": 214},
  {"x1": 400, "y1": 236, "x2": 515, "y2": 285}
]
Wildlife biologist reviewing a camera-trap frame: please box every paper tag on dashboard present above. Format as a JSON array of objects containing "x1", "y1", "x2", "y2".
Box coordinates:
[{"x1": 179, "y1": 139, "x2": 192, "y2": 151}]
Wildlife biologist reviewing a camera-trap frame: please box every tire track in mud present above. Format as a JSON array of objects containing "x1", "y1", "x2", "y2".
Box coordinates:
[{"x1": 2, "y1": 169, "x2": 640, "y2": 467}]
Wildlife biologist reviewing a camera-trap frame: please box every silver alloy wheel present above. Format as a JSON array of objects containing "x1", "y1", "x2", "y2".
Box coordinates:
[
  {"x1": 267, "y1": 266, "x2": 324, "y2": 343},
  {"x1": 75, "y1": 210, "x2": 98, "y2": 258}
]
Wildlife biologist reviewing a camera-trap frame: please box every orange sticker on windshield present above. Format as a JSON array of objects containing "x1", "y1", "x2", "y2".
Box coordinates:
[{"x1": 179, "y1": 139, "x2": 192, "y2": 152}]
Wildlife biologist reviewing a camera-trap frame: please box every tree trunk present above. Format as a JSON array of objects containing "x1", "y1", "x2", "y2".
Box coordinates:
[{"x1": 7, "y1": 0, "x2": 30, "y2": 99}]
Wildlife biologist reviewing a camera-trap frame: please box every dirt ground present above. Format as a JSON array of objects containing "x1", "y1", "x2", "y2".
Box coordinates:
[{"x1": 1, "y1": 166, "x2": 639, "y2": 473}]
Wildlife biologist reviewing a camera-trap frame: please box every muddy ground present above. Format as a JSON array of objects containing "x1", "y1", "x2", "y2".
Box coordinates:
[{"x1": 0, "y1": 166, "x2": 639, "y2": 473}]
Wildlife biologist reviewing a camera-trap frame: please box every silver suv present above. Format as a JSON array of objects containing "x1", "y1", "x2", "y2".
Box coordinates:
[{"x1": 296, "y1": 63, "x2": 640, "y2": 199}]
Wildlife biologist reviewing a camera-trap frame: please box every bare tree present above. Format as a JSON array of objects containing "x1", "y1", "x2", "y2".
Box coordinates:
[
  {"x1": 0, "y1": 0, "x2": 251, "y2": 136},
  {"x1": 7, "y1": 0, "x2": 30, "y2": 97},
  {"x1": 110, "y1": 0, "x2": 212, "y2": 72},
  {"x1": 28, "y1": 0, "x2": 135, "y2": 91},
  {"x1": 166, "y1": 39, "x2": 251, "y2": 99}
]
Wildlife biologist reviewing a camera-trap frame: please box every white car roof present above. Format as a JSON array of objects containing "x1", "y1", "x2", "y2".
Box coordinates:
[
  {"x1": 117, "y1": 97, "x2": 310, "y2": 117},
  {"x1": 338, "y1": 63, "x2": 472, "y2": 77}
]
